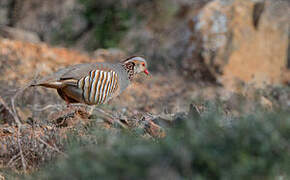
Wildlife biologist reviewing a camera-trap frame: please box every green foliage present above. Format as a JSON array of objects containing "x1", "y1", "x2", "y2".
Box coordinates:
[
  {"x1": 78, "y1": 0, "x2": 134, "y2": 50},
  {"x1": 27, "y1": 103, "x2": 290, "y2": 180},
  {"x1": 51, "y1": 0, "x2": 139, "y2": 50},
  {"x1": 51, "y1": 17, "x2": 81, "y2": 46}
]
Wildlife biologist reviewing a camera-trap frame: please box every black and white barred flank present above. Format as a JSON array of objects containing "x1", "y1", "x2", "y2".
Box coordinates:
[{"x1": 78, "y1": 70, "x2": 118, "y2": 104}]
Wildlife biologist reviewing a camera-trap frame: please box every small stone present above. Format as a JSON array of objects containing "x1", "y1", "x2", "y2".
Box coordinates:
[{"x1": 260, "y1": 96, "x2": 273, "y2": 110}]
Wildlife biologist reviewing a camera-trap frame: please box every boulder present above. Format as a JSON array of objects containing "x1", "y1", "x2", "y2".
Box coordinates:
[
  {"x1": 12, "y1": 0, "x2": 88, "y2": 43},
  {"x1": 185, "y1": 0, "x2": 290, "y2": 89},
  {"x1": 0, "y1": 0, "x2": 12, "y2": 25},
  {"x1": 0, "y1": 26, "x2": 40, "y2": 43}
]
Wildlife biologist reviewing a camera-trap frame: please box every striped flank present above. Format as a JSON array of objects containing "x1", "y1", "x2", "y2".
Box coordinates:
[
  {"x1": 94, "y1": 71, "x2": 104, "y2": 104},
  {"x1": 89, "y1": 70, "x2": 99, "y2": 103},
  {"x1": 78, "y1": 70, "x2": 118, "y2": 104},
  {"x1": 98, "y1": 71, "x2": 107, "y2": 104}
]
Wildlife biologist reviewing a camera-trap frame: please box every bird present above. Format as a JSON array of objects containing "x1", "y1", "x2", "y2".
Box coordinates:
[{"x1": 31, "y1": 56, "x2": 149, "y2": 105}]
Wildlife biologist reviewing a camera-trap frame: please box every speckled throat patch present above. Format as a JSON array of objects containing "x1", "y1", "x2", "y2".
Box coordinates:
[{"x1": 122, "y1": 62, "x2": 135, "y2": 81}]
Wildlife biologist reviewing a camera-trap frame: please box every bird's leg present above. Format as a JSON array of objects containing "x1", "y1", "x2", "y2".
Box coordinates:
[
  {"x1": 64, "y1": 100, "x2": 69, "y2": 107},
  {"x1": 64, "y1": 96, "x2": 72, "y2": 108},
  {"x1": 61, "y1": 95, "x2": 77, "y2": 115}
]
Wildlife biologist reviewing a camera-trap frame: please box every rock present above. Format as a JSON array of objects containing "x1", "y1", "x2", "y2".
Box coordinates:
[
  {"x1": 260, "y1": 96, "x2": 273, "y2": 110},
  {"x1": 0, "y1": 26, "x2": 40, "y2": 43},
  {"x1": 93, "y1": 48, "x2": 126, "y2": 63},
  {"x1": 186, "y1": 0, "x2": 290, "y2": 89},
  {"x1": 0, "y1": 0, "x2": 11, "y2": 25},
  {"x1": 12, "y1": 0, "x2": 87, "y2": 43}
]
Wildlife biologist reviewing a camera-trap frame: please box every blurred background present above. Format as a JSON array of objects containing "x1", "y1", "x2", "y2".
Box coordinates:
[{"x1": 0, "y1": 0, "x2": 290, "y2": 179}]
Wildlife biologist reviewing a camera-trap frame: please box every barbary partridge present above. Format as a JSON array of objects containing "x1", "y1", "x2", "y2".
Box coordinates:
[{"x1": 31, "y1": 56, "x2": 149, "y2": 105}]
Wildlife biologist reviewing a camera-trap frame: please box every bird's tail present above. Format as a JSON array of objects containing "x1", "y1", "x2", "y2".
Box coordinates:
[
  {"x1": 30, "y1": 78, "x2": 78, "y2": 89},
  {"x1": 30, "y1": 81, "x2": 64, "y2": 89}
]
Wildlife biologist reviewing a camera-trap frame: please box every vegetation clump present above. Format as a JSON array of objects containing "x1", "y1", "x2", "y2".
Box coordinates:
[{"x1": 26, "y1": 102, "x2": 290, "y2": 179}]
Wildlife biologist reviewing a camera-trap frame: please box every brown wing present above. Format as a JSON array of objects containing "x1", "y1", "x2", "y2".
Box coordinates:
[
  {"x1": 60, "y1": 63, "x2": 100, "y2": 80},
  {"x1": 33, "y1": 63, "x2": 112, "y2": 87},
  {"x1": 60, "y1": 63, "x2": 117, "y2": 80}
]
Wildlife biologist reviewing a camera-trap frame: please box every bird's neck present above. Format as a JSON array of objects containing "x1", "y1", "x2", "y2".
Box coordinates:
[{"x1": 122, "y1": 62, "x2": 135, "y2": 81}]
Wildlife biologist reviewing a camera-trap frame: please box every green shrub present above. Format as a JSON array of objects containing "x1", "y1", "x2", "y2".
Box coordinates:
[
  {"x1": 51, "y1": 0, "x2": 138, "y2": 50},
  {"x1": 26, "y1": 103, "x2": 290, "y2": 180},
  {"x1": 78, "y1": 0, "x2": 135, "y2": 50}
]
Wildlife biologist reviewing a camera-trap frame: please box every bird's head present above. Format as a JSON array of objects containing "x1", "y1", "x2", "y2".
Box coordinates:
[{"x1": 122, "y1": 56, "x2": 149, "y2": 80}]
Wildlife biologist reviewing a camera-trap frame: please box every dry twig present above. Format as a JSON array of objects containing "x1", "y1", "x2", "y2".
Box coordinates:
[
  {"x1": 7, "y1": 152, "x2": 21, "y2": 167},
  {"x1": 93, "y1": 107, "x2": 128, "y2": 128},
  {"x1": 29, "y1": 104, "x2": 64, "y2": 112},
  {"x1": 0, "y1": 95, "x2": 27, "y2": 172},
  {"x1": 0, "y1": 82, "x2": 31, "y2": 172}
]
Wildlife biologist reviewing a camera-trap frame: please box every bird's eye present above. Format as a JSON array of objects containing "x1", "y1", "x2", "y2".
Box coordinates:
[{"x1": 142, "y1": 63, "x2": 145, "y2": 67}]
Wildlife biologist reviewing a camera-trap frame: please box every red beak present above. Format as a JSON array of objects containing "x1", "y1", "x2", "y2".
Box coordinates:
[{"x1": 144, "y1": 69, "x2": 149, "y2": 75}]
